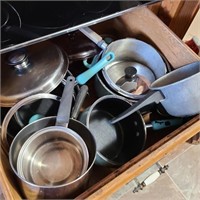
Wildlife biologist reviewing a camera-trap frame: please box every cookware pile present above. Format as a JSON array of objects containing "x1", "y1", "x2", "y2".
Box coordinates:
[{"x1": 1, "y1": 26, "x2": 200, "y2": 199}]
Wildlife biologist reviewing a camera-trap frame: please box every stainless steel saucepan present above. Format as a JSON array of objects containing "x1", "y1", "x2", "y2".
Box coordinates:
[
  {"x1": 5, "y1": 85, "x2": 96, "y2": 199},
  {"x1": 15, "y1": 76, "x2": 89, "y2": 186},
  {"x1": 80, "y1": 27, "x2": 167, "y2": 100}
]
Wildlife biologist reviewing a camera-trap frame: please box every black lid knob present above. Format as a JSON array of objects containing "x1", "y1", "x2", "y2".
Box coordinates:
[{"x1": 125, "y1": 66, "x2": 137, "y2": 79}]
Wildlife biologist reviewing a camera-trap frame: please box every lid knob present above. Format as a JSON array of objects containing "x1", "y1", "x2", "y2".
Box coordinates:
[
  {"x1": 125, "y1": 66, "x2": 137, "y2": 80},
  {"x1": 7, "y1": 50, "x2": 29, "y2": 70}
]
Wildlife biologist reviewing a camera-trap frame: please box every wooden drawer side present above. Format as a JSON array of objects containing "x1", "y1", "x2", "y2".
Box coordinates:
[{"x1": 115, "y1": 7, "x2": 200, "y2": 68}]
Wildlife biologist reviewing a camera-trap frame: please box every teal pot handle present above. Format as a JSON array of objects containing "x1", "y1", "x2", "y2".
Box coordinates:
[
  {"x1": 83, "y1": 54, "x2": 101, "y2": 69},
  {"x1": 76, "y1": 51, "x2": 115, "y2": 85},
  {"x1": 146, "y1": 118, "x2": 184, "y2": 130},
  {"x1": 28, "y1": 114, "x2": 44, "y2": 124}
]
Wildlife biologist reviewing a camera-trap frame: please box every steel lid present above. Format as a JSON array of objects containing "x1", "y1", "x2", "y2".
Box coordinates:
[
  {"x1": 102, "y1": 61, "x2": 156, "y2": 99},
  {"x1": 1, "y1": 41, "x2": 69, "y2": 107}
]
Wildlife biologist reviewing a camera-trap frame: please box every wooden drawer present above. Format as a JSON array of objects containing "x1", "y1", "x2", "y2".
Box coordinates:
[{"x1": 1, "y1": 6, "x2": 200, "y2": 200}]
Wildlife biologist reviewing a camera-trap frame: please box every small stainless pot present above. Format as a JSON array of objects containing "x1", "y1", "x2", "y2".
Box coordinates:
[
  {"x1": 2, "y1": 85, "x2": 96, "y2": 199},
  {"x1": 80, "y1": 28, "x2": 167, "y2": 100},
  {"x1": 8, "y1": 116, "x2": 96, "y2": 199}
]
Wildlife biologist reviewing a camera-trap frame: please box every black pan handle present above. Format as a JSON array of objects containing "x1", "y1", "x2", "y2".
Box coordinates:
[{"x1": 71, "y1": 85, "x2": 88, "y2": 120}]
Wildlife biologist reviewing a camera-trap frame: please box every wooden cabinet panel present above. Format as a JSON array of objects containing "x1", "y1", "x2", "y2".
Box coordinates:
[{"x1": 149, "y1": 0, "x2": 200, "y2": 39}]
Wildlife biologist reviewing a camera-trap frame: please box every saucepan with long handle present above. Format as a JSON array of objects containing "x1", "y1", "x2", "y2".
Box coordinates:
[
  {"x1": 6, "y1": 80, "x2": 96, "y2": 199},
  {"x1": 15, "y1": 76, "x2": 89, "y2": 186},
  {"x1": 111, "y1": 61, "x2": 200, "y2": 124}
]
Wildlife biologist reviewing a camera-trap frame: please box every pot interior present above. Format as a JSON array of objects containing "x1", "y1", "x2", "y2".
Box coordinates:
[{"x1": 87, "y1": 96, "x2": 146, "y2": 166}]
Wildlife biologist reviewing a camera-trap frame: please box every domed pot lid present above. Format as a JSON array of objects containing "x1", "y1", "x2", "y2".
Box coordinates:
[
  {"x1": 102, "y1": 61, "x2": 156, "y2": 99},
  {"x1": 1, "y1": 41, "x2": 69, "y2": 107}
]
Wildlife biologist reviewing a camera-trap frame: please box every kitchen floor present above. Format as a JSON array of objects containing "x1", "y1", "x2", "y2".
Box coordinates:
[{"x1": 108, "y1": 141, "x2": 200, "y2": 200}]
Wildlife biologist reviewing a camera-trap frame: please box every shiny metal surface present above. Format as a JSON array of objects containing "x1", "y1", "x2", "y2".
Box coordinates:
[
  {"x1": 80, "y1": 28, "x2": 166, "y2": 80},
  {"x1": 4, "y1": 80, "x2": 94, "y2": 198},
  {"x1": 8, "y1": 116, "x2": 96, "y2": 199},
  {"x1": 102, "y1": 61, "x2": 156, "y2": 99},
  {"x1": 151, "y1": 61, "x2": 200, "y2": 117},
  {"x1": 1, "y1": 41, "x2": 69, "y2": 107},
  {"x1": 103, "y1": 38, "x2": 167, "y2": 79},
  {"x1": 1, "y1": 93, "x2": 60, "y2": 150},
  {"x1": 94, "y1": 72, "x2": 137, "y2": 103},
  {"x1": 15, "y1": 76, "x2": 88, "y2": 186},
  {"x1": 111, "y1": 61, "x2": 200, "y2": 124},
  {"x1": 17, "y1": 126, "x2": 89, "y2": 186},
  {"x1": 14, "y1": 77, "x2": 88, "y2": 187}
]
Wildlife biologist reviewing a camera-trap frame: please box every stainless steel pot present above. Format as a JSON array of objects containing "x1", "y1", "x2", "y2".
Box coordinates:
[
  {"x1": 102, "y1": 38, "x2": 166, "y2": 79},
  {"x1": 8, "y1": 116, "x2": 96, "y2": 199},
  {"x1": 2, "y1": 83, "x2": 96, "y2": 199},
  {"x1": 111, "y1": 61, "x2": 200, "y2": 124},
  {"x1": 80, "y1": 27, "x2": 167, "y2": 100},
  {"x1": 11, "y1": 76, "x2": 89, "y2": 187}
]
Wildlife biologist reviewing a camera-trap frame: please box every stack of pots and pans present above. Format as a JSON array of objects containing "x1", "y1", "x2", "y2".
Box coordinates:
[
  {"x1": 1, "y1": 77, "x2": 96, "y2": 199},
  {"x1": 0, "y1": 38, "x2": 97, "y2": 199}
]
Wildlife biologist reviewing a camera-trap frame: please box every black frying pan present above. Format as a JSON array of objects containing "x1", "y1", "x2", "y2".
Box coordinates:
[{"x1": 79, "y1": 95, "x2": 147, "y2": 167}]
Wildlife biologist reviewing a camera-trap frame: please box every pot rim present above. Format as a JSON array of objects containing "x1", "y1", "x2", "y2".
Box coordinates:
[
  {"x1": 85, "y1": 95, "x2": 147, "y2": 166},
  {"x1": 150, "y1": 61, "x2": 200, "y2": 90},
  {"x1": 8, "y1": 116, "x2": 96, "y2": 189}
]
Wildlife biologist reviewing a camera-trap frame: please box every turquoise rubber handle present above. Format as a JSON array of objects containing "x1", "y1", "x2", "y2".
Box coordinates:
[
  {"x1": 28, "y1": 114, "x2": 44, "y2": 124},
  {"x1": 151, "y1": 118, "x2": 184, "y2": 130},
  {"x1": 76, "y1": 51, "x2": 115, "y2": 85},
  {"x1": 83, "y1": 54, "x2": 100, "y2": 68}
]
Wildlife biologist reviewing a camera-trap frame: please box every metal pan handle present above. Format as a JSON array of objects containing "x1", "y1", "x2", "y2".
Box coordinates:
[
  {"x1": 110, "y1": 90, "x2": 165, "y2": 124},
  {"x1": 79, "y1": 27, "x2": 107, "y2": 50},
  {"x1": 56, "y1": 76, "x2": 75, "y2": 127}
]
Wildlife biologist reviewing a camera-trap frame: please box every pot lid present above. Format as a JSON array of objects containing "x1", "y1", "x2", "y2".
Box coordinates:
[
  {"x1": 1, "y1": 41, "x2": 69, "y2": 107},
  {"x1": 102, "y1": 61, "x2": 156, "y2": 99}
]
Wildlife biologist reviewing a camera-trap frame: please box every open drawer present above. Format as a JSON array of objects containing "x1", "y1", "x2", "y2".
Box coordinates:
[{"x1": 0, "y1": 6, "x2": 200, "y2": 200}]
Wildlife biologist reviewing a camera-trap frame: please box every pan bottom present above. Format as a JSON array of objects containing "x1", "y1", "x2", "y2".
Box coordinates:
[
  {"x1": 29, "y1": 140, "x2": 83, "y2": 185},
  {"x1": 89, "y1": 110, "x2": 124, "y2": 160}
]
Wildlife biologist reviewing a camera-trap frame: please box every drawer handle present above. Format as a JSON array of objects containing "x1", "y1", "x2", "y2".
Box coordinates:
[{"x1": 133, "y1": 164, "x2": 169, "y2": 193}]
